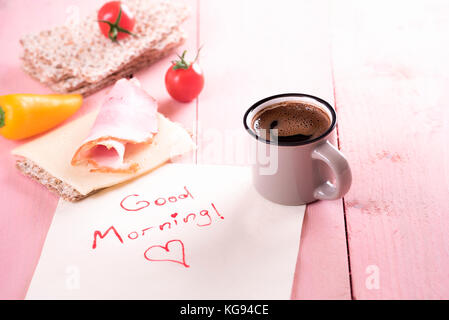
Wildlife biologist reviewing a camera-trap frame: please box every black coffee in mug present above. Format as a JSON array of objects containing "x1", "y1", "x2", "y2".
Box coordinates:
[
  {"x1": 244, "y1": 93, "x2": 351, "y2": 205},
  {"x1": 251, "y1": 101, "x2": 331, "y2": 143}
]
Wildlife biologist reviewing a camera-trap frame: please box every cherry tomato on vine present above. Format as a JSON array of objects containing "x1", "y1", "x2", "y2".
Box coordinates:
[
  {"x1": 97, "y1": 1, "x2": 135, "y2": 42},
  {"x1": 165, "y1": 50, "x2": 204, "y2": 103}
]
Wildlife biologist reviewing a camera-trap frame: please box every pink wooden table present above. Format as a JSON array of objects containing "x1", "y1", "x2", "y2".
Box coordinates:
[{"x1": 1, "y1": 0, "x2": 448, "y2": 300}]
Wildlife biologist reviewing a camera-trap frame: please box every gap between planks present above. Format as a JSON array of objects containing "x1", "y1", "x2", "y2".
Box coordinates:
[{"x1": 330, "y1": 52, "x2": 355, "y2": 300}]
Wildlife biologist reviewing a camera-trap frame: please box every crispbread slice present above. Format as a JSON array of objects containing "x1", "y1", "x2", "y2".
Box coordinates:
[
  {"x1": 12, "y1": 111, "x2": 195, "y2": 201},
  {"x1": 20, "y1": 25, "x2": 78, "y2": 84},
  {"x1": 16, "y1": 159, "x2": 89, "y2": 202},
  {"x1": 48, "y1": 28, "x2": 186, "y2": 95},
  {"x1": 20, "y1": 0, "x2": 189, "y2": 95},
  {"x1": 76, "y1": 0, "x2": 189, "y2": 83},
  {"x1": 73, "y1": 38, "x2": 184, "y2": 96}
]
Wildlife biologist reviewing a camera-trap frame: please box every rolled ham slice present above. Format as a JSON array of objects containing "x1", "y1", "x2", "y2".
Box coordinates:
[{"x1": 71, "y1": 78, "x2": 158, "y2": 173}]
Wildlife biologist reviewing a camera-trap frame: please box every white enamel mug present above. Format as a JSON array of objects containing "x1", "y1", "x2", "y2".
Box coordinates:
[{"x1": 244, "y1": 93, "x2": 352, "y2": 205}]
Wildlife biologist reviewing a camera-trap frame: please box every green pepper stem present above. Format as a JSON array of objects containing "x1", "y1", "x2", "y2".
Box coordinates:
[{"x1": 0, "y1": 106, "x2": 5, "y2": 128}]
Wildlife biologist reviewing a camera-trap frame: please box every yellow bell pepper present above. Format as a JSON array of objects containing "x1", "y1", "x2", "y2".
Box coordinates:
[{"x1": 0, "y1": 94, "x2": 82, "y2": 140}]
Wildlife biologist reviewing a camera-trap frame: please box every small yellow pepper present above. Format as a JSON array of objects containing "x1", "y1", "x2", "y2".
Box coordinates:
[{"x1": 0, "y1": 94, "x2": 82, "y2": 140}]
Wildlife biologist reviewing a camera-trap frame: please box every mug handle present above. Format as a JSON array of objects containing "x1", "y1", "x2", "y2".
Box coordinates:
[{"x1": 312, "y1": 141, "x2": 352, "y2": 200}]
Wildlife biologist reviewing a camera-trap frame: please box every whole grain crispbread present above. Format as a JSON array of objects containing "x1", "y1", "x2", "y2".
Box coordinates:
[
  {"x1": 16, "y1": 158, "x2": 90, "y2": 201},
  {"x1": 20, "y1": 0, "x2": 189, "y2": 96},
  {"x1": 48, "y1": 28, "x2": 186, "y2": 95}
]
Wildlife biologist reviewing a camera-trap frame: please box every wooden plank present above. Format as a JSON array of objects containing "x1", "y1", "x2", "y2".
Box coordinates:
[
  {"x1": 0, "y1": 0, "x2": 80, "y2": 300},
  {"x1": 0, "y1": 0, "x2": 198, "y2": 299},
  {"x1": 198, "y1": 0, "x2": 351, "y2": 299},
  {"x1": 331, "y1": 0, "x2": 449, "y2": 299},
  {"x1": 292, "y1": 199, "x2": 352, "y2": 300}
]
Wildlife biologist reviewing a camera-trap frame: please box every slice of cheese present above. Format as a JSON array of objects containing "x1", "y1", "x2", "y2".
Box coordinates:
[{"x1": 12, "y1": 110, "x2": 195, "y2": 197}]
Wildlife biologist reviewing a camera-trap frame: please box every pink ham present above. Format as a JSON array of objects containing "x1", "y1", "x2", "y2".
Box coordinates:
[{"x1": 71, "y1": 78, "x2": 158, "y2": 173}]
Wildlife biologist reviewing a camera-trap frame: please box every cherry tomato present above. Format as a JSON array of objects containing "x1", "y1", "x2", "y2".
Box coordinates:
[
  {"x1": 165, "y1": 50, "x2": 204, "y2": 103},
  {"x1": 97, "y1": 1, "x2": 135, "y2": 42}
]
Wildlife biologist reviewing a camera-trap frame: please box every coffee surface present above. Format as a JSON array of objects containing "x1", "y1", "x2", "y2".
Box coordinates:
[{"x1": 251, "y1": 101, "x2": 331, "y2": 143}]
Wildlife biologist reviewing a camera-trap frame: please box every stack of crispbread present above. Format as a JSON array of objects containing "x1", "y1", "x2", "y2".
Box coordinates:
[{"x1": 20, "y1": 0, "x2": 189, "y2": 97}]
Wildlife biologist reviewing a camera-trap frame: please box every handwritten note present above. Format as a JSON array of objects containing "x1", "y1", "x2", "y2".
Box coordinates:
[{"x1": 26, "y1": 164, "x2": 305, "y2": 299}]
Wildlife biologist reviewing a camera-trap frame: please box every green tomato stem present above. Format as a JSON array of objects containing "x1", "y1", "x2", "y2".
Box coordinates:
[{"x1": 98, "y1": 7, "x2": 136, "y2": 42}]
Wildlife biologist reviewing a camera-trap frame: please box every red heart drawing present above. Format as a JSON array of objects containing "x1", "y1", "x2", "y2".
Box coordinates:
[
  {"x1": 171, "y1": 213, "x2": 178, "y2": 218},
  {"x1": 144, "y1": 239, "x2": 190, "y2": 268}
]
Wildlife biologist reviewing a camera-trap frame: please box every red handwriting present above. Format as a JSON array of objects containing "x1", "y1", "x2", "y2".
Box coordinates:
[
  {"x1": 159, "y1": 222, "x2": 171, "y2": 231},
  {"x1": 91, "y1": 203, "x2": 224, "y2": 250},
  {"x1": 119, "y1": 195, "x2": 150, "y2": 211},
  {"x1": 144, "y1": 239, "x2": 190, "y2": 268},
  {"x1": 120, "y1": 186, "x2": 194, "y2": 212},
  {"x1": 126, "y1": 203, "x2": 223, "y2": 241},
  {"x1": 184, "y1": 213, "x2": 196, "y2": 223},
  {"x1": 142, "y1": 227, "x2": 153, "y2": 236},
  {"x1": 128, "y1": 231, "x2": 139, "y2": 240},
  {"x1": 211, "y1": 202, "x2": 224, "y2": 220},
  {"x1": 197, "y1": 210, "x2": 212, "y2": 227},
  {"x1": 92, "y1": 226, "x2": 124, "y2": 249}
]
